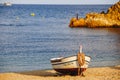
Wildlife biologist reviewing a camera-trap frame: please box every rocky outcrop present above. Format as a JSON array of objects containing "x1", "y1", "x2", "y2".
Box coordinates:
[{"x1": 69, "y1": 1, "x2": 120, "y2": 28}]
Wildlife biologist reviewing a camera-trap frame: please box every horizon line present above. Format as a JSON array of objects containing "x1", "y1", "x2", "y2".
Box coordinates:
[{"x1": 0, "y1": 3, "x2": 113, "y2": 5}]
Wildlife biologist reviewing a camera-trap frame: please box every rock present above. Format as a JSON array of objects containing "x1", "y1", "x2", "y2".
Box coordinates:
[
  {"x1": 69, "y1": 1, "x2": 120, "y2": 28},
  {"x1": 69, "y1": 18, "x2": 86, "y2": 27}
]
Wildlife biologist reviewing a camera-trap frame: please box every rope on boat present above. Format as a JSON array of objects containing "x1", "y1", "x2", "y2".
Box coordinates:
[
  {"x1": 77, "y1": 52, "x2": 85, "y2": 75},
  {"x1": 77, "y1": 52, "x2": 85, "y2": 66}
]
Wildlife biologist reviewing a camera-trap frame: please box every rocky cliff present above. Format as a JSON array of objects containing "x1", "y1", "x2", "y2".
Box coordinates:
[{"x1": 69, "y1": 1, "x2": 120, "y2": 28}]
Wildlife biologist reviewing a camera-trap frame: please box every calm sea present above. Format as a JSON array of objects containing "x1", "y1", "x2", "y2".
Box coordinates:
[{"x1": 0, "y1": 4, "x2": 120, "y2": 72}]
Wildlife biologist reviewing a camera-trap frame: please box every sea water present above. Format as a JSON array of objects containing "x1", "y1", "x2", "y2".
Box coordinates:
[{"x1": 0, "y1": 4, "x2": 120, "y2": 72}]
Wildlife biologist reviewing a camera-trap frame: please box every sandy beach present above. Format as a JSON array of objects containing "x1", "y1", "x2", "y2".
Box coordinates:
[{"x1": 0, "y1": 65, "x2": 120, "y2": 80}]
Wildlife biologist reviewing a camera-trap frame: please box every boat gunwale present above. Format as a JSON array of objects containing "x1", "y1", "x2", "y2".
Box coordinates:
[
  {"x1": 51, "y1": 59, "x2": 90, "y2": 65},
  {"x1": 51, "y1": 55, "x2": 91, "y2": 61}
]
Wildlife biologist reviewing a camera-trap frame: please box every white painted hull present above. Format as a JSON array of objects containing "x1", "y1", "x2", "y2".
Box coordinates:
[
  {"x1": 4, "y1": 2, "x2": 12, "y2": 6},
  {"x1": 50, "y1": 55, "x2": 91, "y2": 74}
]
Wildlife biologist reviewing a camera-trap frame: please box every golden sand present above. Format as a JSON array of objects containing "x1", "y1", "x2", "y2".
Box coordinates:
[{"x1": 0, "y1": 66, "x2": 120, "y2": 80}]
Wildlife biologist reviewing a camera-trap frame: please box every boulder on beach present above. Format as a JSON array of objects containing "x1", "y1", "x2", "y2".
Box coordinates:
[{"x1": 69, "y1": 1, "x2": 120, "y2": 28}]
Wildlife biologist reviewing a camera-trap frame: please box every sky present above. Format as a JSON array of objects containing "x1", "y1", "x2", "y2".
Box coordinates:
[{"x1": 1, "y1": 0, "x2": 119, "y2": 4}]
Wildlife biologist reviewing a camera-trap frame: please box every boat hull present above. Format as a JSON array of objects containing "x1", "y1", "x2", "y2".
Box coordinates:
[
  {"x1": 54, "y1": 68, "x2": 86, "y2": 75},
  {"x1": 4, "y1": 2, "x2": 12, "y2": 6},
  {"x1": 50, "y1": 55, "x2": 91, "y2": 75}
]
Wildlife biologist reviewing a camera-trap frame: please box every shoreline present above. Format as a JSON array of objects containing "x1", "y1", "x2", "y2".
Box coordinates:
[{"x1": 0, "y1": 65, "x2": 120, "y2": 80}]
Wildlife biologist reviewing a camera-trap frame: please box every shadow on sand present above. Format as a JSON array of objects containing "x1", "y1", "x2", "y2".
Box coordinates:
[
  {"x1": 110, "y1": 65, "x2": 120, "y2": 70},
  {"x1": 17, "y1": 69, "x2": 59, "y2": 77}
]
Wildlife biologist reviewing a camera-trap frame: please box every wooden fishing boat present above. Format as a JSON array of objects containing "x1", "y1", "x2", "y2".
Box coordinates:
[
  {"x1": 50, "y1": 55, "x2": 91, "y2": 75},
  {"x1": 50, "y1": 46, "x2": 91, "y2": 75}
]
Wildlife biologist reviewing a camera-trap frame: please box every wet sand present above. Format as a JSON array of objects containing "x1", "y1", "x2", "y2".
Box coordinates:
[{"x1": 0, "y1": 65, "x2": 120, "y2": 80}]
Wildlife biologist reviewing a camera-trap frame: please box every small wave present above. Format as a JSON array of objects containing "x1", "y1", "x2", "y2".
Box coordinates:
[
  {"x1": 0, "y1": 23, "x2": 41, "y2": 27},
  {"x1": 0, "y1": 24, "x2": 14, "y2": 26},
  {"x1": 0, "y1": 23, "x2": 26, "y2": 27}
]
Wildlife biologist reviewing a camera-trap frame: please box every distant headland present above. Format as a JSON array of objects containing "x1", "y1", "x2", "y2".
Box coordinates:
[{"x1": 69, "y1": 1, "x2": 120, "y2": 28}]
